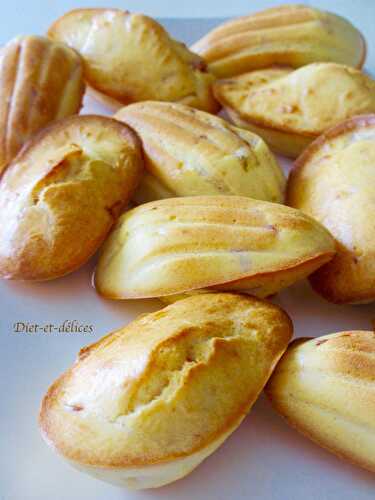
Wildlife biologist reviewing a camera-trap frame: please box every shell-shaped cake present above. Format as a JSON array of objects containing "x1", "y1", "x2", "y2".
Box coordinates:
[
  {"x1": 40, "y1": 293, "x2": 293, "y2": 489},
  {"x1": 288, "y1": 115, "x2": 375, "y2": 304},
  {"x1": 191, "y1": 4, "x2": 366, "y2": 78},
  {"x1": 48, "y1": 9, "x2": 218, "y2": 112},
  {"x1": 0, "y1": 115, "x2": 143, "y2": 281},
  {"x1": 0, "y1": 35, "x2": 84, "y2": 174},
  {"x1": 94, "y1": 196, "x2": 335, "y2": 299},
  {"x1": 115, "y1": 101, "x2": 285, "y2": 204},
  {"x1": 214, "y1": 63, "x2": 375, "y2": 158},
  {"x1": 266, "y1": 331, "x2": 375, "y2": 473}
]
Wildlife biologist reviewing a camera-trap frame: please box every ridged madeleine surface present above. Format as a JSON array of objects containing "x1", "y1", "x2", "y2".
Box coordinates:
[
  {"x1": 288, "y1": 115, "x2": 375, "y2": 303},
  {"x1": 94, "y1": 196, "x2": 335, "y2": 299},
  {"x1": 266, "y1": 331, "x2": 375, "y2": 473},
  {"x1": 40, "y1": 293, "x2": 292, "y2": 488},
  {"x1": 48, "y1": 9, "x2": 218, "y2": 112},
  {"x1": 0, "y1": 115, "x2": 143, "y2": 281},
  {"x1": 0, "y1": 35, "x2": 84, "y2": 174},
  {"x1": 214, "y1": 63, "x2": 375, "y2": 158},
  {"x1": 192, "y1": 4, "x2": 366, "y2": 78},
  {"x1": 115, "y1": 101, "x2": 285, "y2": 204}
]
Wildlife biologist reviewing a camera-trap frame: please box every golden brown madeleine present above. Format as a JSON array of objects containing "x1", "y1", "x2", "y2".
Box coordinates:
[
  {"x1": 266, "y1": 331, "x2": 375, "y2": 473},
  {"x1": 115, "y1": 101, "x2": 286, "y2": 204},
  {"x1": 214, "y1": 63, "x2": 375, "y2": 158},
  {"x1": 48, "y1": 9, "x2": 218, "y2": 112},
  {"x1": 0, "y1": 35, "x2": 84, "y2": 174},
  {"x1": 288, "y1": 115, "x2": 375, "y2": 304},
  {"x1": 192, "y1": 4, "x2": 366, "y2": 78},
  {"x1": 40, "y1": 293, "x2": 292, "y2": 489},
  {"x1": 94, "y1": 196, "x2": 335, "y2": 300},
  {"x1": 0, "y1": 115, "x2": 143, "y2": 281}
]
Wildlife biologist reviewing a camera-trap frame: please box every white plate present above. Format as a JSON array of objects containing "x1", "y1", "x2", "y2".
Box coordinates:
[{"x1": 1, "y1": 18, "x2": 375, "y2": 500}]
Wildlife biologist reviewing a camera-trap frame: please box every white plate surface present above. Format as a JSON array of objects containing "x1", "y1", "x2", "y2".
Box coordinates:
[{"x1": 1, "y1": 17, "x2": 375, "y2": 500}]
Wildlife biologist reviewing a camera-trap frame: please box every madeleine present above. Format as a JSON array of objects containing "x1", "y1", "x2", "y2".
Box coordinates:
[
  {"x1": 40, "y1": 293, "x2": 292, "y2": 489},
  {"x1": 48, "y1": 9, "x2": 218, "y2": 112},
  {"x1": 192, "y1": 4, "x2": 365, "y2": 78},
  {"x1": 288, "y1": 115, "x2": 375, "y2": 303},
  {"x1": 0, "y1": 35, "x2": 84, "y2": 174},
  {"x1": 266, "y1": 331, "x2": 375, "y2": 473},
  {"x1": 214, "y1": 63, "x2": 375, "y2": 158},
  {"x1": 94, "y1": 196, "x2": 335, "y2": 300},
  {"x1": 0, "y1": 115, "x2": 143, "y2": 280},
  {"x1": 115, "y1": 101, "x2": 285, "y2": 204}
]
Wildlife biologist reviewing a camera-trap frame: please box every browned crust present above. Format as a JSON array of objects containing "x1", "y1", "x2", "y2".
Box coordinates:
[
  {"x1": 214, "y1": 66, "x2": 375, "y2": 138},
  {"x1": 40, "y1": 358, "x2": 260, "y2": 467},
  {"x1": 213, "y1": 77, "x2": 320, "y2": 139},
  {"x1": 288, "y1": 113, "x2": 375, "y2": 191},
  {"x1": 0, "y1": 114, "x2": 143, "y2": 281},
  {"x1": 47, "y1": 7, "x2": 126, "y2": 39},
  {"x1": 48, "y1": 8, "x2": 217, "y2": 112},
  {"x1": 309, "y1": 265, "x2": 375, "y2": 305},
  {"x1": 231, "y1": 103, "x2": 317, "y2": 138},
  {"x1": 14, "y1": 114, "x2": 141, "y2": 160},
  {"x1": 266, "y1": 391, "x2": 375, "y2": 474},
  {"x1": 0, "y1": 112, "x2": 141, "y2": 188},
  {"x1": 358, "y1": 31, "x2": 367, "y2": 70},
  {"x1": 287, "y1": 114, "x2": 375, "y2": 304},
  {"x1": 39, "y1": 293, "x2": 293, "y2": 467},
  {"x1": 48, "y1": 9, "x2": 126, "y2": 103},
  {"x1": 94, "y1": 250, "x2": 335, "y2": 300},
  {"x1": 211, "y1": 251, "x2": 334, "y2": 290},
  {"x1": 222, "y1": 105, "x2": 312, "y2": 159},
  {"x1": 266, "y1": 332, "x2": 375, "y2": 474},
  {"x1": 193, "y1": 5, "x2": 367, "y2": 73},
  {"x1": 0, "y1": 36, "x2": 86, "y2": 177},
  {"x1": 48, "y1": 9, "x2": 147, "y2": 105}
]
